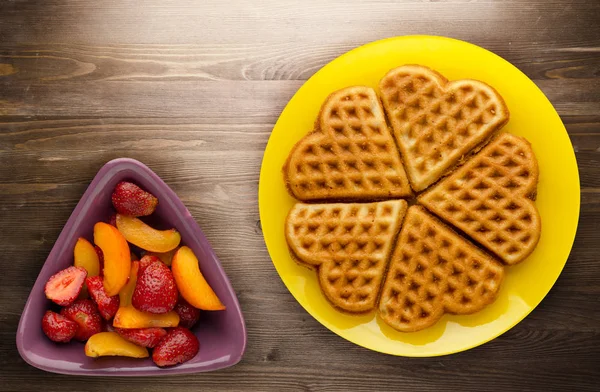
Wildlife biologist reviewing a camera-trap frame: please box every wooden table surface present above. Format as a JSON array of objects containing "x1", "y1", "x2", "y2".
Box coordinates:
[{"x1": 1, "y1": 1, "x2": 599, "y2": 390}]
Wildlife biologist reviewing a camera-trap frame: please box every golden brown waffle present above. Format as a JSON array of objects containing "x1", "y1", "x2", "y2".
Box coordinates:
[
  {"x1": 284, "y1": 86, "x2": 412, "y2": 201},
  {"x1": 281, "y1": 65, "x2": 541, "y2": 331},
  {"x1": 285, "y1": 200, "x2": 408, "y2": 313},
  {"x1": 419, "y1": 133, "x2": 540, "y2": 265},
  {"x1": 379, "y1": 206, "x2": 504, "y2": 332},
  {"x1": 379, "y1": 65, "x2": 509, "y2": 192}
]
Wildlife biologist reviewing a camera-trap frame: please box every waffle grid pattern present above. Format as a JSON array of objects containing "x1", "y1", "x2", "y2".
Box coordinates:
[
  {"x1": 283, "y1": 67, "x2": 540, "y2": 331},
  {"x1": 380, "y1": 65, "x2": 509, "y2": 191},
  {"x1": 285, "y1": 86, "x2": 411, "y2": 200},
  {"x1": 286, "y1": 200, "x2": 407, "y2": 313},
  {"x1": 419, "y1": 133, "x2": 540, "y2": 265},
  {"x1": 379, "y1": 206, "x2": 504, "y2": 332}
]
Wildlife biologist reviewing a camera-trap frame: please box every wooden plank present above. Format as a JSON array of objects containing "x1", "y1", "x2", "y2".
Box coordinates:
[
  {"x1": 0, "y1": 42, "x2": 598, "y2": 83},
  {"x1": 0, "y1": 77, "x2": 597, "y2": 119},
  {"x1": 0, "y1": 80, "x2": 301, "y2": 118},
  {"x1": 1, "y1": 0, "x2": 599, "y2": 47}
]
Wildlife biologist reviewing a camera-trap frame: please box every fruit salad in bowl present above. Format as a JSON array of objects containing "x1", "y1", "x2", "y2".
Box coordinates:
[{"x1": 17, "y1": 158, "x2": 246, "y2": 376}]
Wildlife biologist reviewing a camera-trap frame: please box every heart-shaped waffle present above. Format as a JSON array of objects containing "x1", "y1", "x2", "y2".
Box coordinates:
[
  {"x1": 379, "y1": 206, "x2": 504, "y2": 332},
  {"x1": 379, "y1": 65, "x2": 509, "y2": 191},
  {"x1": 285, "y1": 200, "x2": 407, "y2": 313},
  {"x1": 281, "y1": 67, "x2": 541, "y2": 332},
  {"x1": 419, "y1": 133, "x2": 540, "y2": 265},
  {"x1": 284, "y1": 86, "x2": 412, "y2": 201}
]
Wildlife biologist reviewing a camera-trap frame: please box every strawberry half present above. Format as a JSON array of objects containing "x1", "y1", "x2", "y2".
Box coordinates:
[
  {"x1": 114, "y1": 327, "x2": 167, "y2": 348},
  {"x1": 138, "y1": 255, "x2": 161, "y2": 276},
  {"x1": 111, "y1": 181, "x2": 158, "y2": 217},
  {"x1": 86, "y1": 276, "x2": 120, "y2": 320},
  {"x1": 132, "y1": 260, "x2": 178, "y2": 314},
  {"x1": 44, "y1": 266, "x2": 87, "y2": 306},
  {"x1": 60, "y1": 299, "x2": 103, "y2": 341},
  {"x1": 174, "y1": 297, "x2": 201, "y2": 329},
  {"x1": 41, "y1": 311, "x2": 78, "y2": 343},
  {"x1": 152, "y1": 327, "x2": 199, "y2": 367}
]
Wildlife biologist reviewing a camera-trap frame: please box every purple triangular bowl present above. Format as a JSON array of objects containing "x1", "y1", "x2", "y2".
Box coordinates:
[{"x1": 16, "y1": 158, "x2": 246, "y2": 376}]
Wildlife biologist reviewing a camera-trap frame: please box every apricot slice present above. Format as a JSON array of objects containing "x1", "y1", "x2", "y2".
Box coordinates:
[
  {"x1": 145, "y1": 247, "x2": 178, "y2": 267},
  {"x1": 172, "y1": 246, "x2": 225, "y2": 311},
  {"x1": 85, "y1": 332, "x2": 149, "y2": 358},
  {"x1": 94, "y1": 222, "x2": 131, "y2": 297},
  {"x1": 119, "y1": 260, "x2": 139, "y2": 307},
  {"x1": 113, "y1": 261, "x2": 179, "y2": 328},
  {"x1": 74, "y1": 238, "x2": 100, "y2": 277},
  {"x1": 113, "y1": 306, "x2": 180, "y2": 329},
  {"x1": 74, "y1": 238, "x2": 100, "y2": 299},
  {"x1": 116, "y1": 214, "x2": 181, "y2": 253}
]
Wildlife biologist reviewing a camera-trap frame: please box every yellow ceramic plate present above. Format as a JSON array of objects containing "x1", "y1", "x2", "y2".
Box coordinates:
[{"x1": 258, "y1": 36, "x2": 579, "y2": 356}]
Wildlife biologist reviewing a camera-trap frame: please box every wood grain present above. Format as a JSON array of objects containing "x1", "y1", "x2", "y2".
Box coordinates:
[{"x1": 1, "y1": 0, "x2": 599, "y2": 391}]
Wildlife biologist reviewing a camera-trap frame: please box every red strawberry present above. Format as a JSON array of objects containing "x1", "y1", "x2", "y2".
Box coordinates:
[
  {"x1": 94, "y1": 245, "x2": 104, "y2": 276},
  {"x1": 107, "y1": 213, "x2": 117, "y2": 227},
  {"x1": 174, "y1": 297, "x2": 201, "y2": 329},
  {"x1": 86, "y1": 276, "x2": 120, "y2": 320},
  {"x1": 41, "y1": 311, "x2": 78, "y2": 343},
  {"x1": 138, "y1": 255, "x2": 161, "y2": 276},
  {"x1": 114, "y1": 327, "x2": 167, "y2": 348},
  {"x1": 44, "y1": 266, "x2": 87, "y2": 306},
  {"x1": 60, "y1": 299, "x2": 103, "y2": 341},
  {"x1": 111, "y1": 181, "x2": 158, "y2": 217},
  {"x1": 132, "y1": 260, "x2": 178, "y2": 314},
  {"x1": 152, "y1": 327, "x2": 199, "y2": 367}
]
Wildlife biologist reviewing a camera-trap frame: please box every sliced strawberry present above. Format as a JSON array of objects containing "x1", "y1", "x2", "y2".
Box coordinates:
[
  {"x1": 114, "y1": 327, "x2": 167, "y2": 348},
  {"x1": 86, "y1": 276, "x2": 120, "y2": 320},
  {"x1": 152, "y1": 327, "x2": 199, "y2": 367},
  {"x1": 111, "y1": 181, "x2": 158, "y2": 217},
  {"x1": 132, "y1": 260, "x2": 178, "y2": 314},
  {"x1": 94, "y1": 245, "x2": 104, "y2": 276},
  {"x1": 138, "y1": 255, "x2": 161, "y2": 276},
  {"x1": 42, "y1": 311, "x2": 78, "y2": 343},
  {"x1": 174, "y1": 297, "x2": 201, "y2": 329},
  {"x1": 60, "y1": 299, "x2": 103, "y2": 341},
  {"x1": 44, "y1": 266, "x2": 87, "y2": 306}
]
